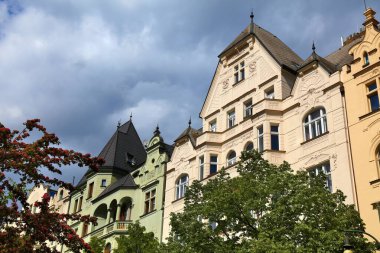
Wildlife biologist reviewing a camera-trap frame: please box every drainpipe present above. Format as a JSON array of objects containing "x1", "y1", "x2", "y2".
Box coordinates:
[{"x1": 340, "y1": 85, "x2": 360, "y2": 212}]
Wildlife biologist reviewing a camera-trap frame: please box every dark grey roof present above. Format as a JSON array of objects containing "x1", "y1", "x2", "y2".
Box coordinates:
[
  {"x1": 92, "y1": 174, "x2": 137, "y2": 202},
  {"x1": 219, "y1": 23, "x2": 303, "y2": 71},
  {"x1": 174, "y1": 127, "x2": 202, "y2": 147},
  {"x1": 324, "y1": 36, "x2": 363, "y2": 70},
  {"x1": 299, "y1": 51, "x2": 337, "y2": 74},
  {"x1": 76, "y1": 120, "x2": 146, "y2": 187}
]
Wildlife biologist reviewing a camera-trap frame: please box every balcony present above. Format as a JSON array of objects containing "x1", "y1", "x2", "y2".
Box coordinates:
[{"x1": 84, "y1": 220, "x2": 132, "y2": 240}]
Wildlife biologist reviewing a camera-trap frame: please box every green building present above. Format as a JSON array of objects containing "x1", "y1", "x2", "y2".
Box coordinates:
[{"x1": 68, "y1": 120, "x2": 172, "y2": 251}]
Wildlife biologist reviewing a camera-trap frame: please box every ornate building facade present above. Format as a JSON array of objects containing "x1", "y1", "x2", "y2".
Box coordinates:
[
  {"x1": 162, "y1": 12, "x2": 377, "y2": 240},
  {"x1": 341, "y1": 8, "x2": 380, "y2": 242}
]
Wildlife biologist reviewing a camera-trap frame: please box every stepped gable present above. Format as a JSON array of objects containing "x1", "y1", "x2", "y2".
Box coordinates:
[
  {"x1": 325, "y1": 36, "x2": 363, "y2": 70},
  {"x1": 219, "y1": 23, "x2": 303, "y2": 71},
  {"x1": 76, "y1": 120, "x2": 146, "y2": 187},
  {"x1": 92, "y1": 174, "x2": 138, "y2": 202}
]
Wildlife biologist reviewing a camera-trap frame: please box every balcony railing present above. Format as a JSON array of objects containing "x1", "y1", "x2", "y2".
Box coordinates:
[{"x1": 84, "y1": 220, "x2": 132, "y2": 239}]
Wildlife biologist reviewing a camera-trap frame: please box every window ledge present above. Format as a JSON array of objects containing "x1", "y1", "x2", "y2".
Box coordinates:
[
  {"x1": 370, "y1": 178, "x2": 380, "y2": 186},
  {"x1": 300, "y1": 131, "x2": 329, "y2": 145},
  {"x1": 359, "y1": 108, "x2": 380, "y2": 120},
  {"x1": 172, "y1": 197, "x2": 185, "y2": 204},
  {"x1": 362, "y1": 62, "x2": 370, "y2": 68},
  {"x1": 262, "y1": 149, "x2": 286, "y2": 153},
  {"x1": 223, "y1": 124, "x2": 239, "y2": 133},
  {"x1": 140, "y1": 209, "x2": 157, "y2": 218},
  {"x1": 232, "y1": 78, "x2": 245, "y2": 87}
]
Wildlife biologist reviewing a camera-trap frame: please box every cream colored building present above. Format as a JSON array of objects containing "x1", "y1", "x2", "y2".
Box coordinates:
[
  {"x1": 163, "y1": 15, "x2": 358, "y2": 240},
  {"x1": 341, "y1": 8, "x2": 380, "y2": 243}
]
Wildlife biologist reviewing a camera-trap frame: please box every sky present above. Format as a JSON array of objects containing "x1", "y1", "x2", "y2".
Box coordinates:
[{"x1": 1, "y1": 0, "x2": 380, "y2": 184}]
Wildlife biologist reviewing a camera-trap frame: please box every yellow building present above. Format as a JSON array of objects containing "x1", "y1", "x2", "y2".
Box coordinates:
[{"x1": 341, "y1": 8, "x2": 380, "y2": 242}]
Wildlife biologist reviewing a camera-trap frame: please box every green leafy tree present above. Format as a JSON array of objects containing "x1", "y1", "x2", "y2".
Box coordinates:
[
  {"x1": 165, "y1": 150, "x2": 375, "y2": 253},
  {"x1": 114, "y1": 221, "x2": 161, "y2": 253},
  {"x1": 89, "y1": 237, "x2": 106, "y2": 253}
]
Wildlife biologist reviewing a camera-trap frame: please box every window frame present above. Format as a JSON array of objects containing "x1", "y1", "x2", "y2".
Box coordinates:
[
  {"x1": 101, "y1": 179, "x2": 107, "y2": 187},
  {"x1": 227, "y1": 150, "x2": 237, "y2": 166},
  {"x1": 367, "y1": 82, "x2": 380, "y2": 112},
  {"x1": 234, "y1": 61, "x2": 245, "y2": 84},
  {"x1": 210, "y1": 155, "x2": 218, "y2": 175},
  {"x1": 209, "y1": 119, "x2": 217, "y2": 132},
  {"x1": 245, "y1": 141, "x2": 254, "y2": 151},
  {"x1": 144, "y1": 188, "x2": 156, "y2": 214},
  {"x1": 175, "y1": 175, "x2": 189, "y2": 200},
  {"x1": 270, "y1": 125, "x2": 279, "y2": 150},
  {"x1": 199, "y1": 156, "x2": 205, "y2": 180},
  {"x1": 244, "y1": 99, "x2": 253, "y2": 118},
  {"x1": 227, "y1": 109, "x2": 236, "y2": 129},
  {"x1": 303, "y1": 108, "x2": 328, "y2": 141},
  {"x1": 265, "y1": 87, "x2": 275, "y2": 99},
  {"x1": 257, "y1": 126, "x2": 264, "y2": 152},
  {"x1": 363, "y1": 51, "x2": 370, "y2": 66},
  {"x1": 87, "y1": 182, "x2": 94, "y2": 199},
  {"x1": 308, "y1": 162, "x2": 332, "y2": 192}
]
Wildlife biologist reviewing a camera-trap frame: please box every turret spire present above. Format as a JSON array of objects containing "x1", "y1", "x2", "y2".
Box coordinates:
[
  {"x1": 188, "y1": 117, "x2": 192, "y2": 128},
  {"x1": 249, "y1": 11, "x2": 254, "y2": 34},
  {"x1": 154, "y1": 124, "x2": 160, "y2": 136}
]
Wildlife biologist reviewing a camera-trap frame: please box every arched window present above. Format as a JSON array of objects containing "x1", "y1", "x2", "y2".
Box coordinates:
[
  {"x1": 227, "y1": 151, "x2": 236, "y2": 166},
  {"x1": 304, "y1": 108, "x2": 327, "y2": 141},
  {"x1": 363, "y1": 51, "x2": 370, "y2": 65},
  {"x1": 176, "y1": 175, "x2": 189, "y2": 200},
  {"x1": 104, "y1": 243, "x2": 111, "y2": 253},
  {"x1": 376, "y1": 148, "x2": 380, "y2": 173},
  {"x1": 245, "y1": 142, "x2": 254, "y2": 151}
]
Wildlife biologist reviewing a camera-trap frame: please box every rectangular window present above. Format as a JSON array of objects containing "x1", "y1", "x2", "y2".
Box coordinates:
[
  {"x1": 210, "y1": 155, "x2": 218, "y2": 175},
  {"x1": 209, "y1": 120, "x2": 217, "y2": 132},
  {"x1": 88, "y1": 182, "x2": 94, "y2": 199},
  {"x1": 265, "y1": 87, "x2": 275, "y2": 99},
  {"x1": 144, "y1": 189, "x2": 156, "y2": 214},
  {"x1": 270, "y1": 125, "x2": 279, "y2": 150},
  {"x1": 234, "y1": 61, "x2": 245, "y2": 83},
  {"x1": 227, "y1": 110, "x2": 236, "y2": 128},
  {"x1": 78, "y1": 196, "x2": 83, "y2": 212},
  {"x1": 308, "y1": 163, "x2": 332, "y2": 192},
  {"x1": 81, "y1": 223, "x2": 88, "y2": 237},
  {"x1": 199, "y1": 156, "x2": 204, "y2": 180},
  {"x1": 73, "y1": 199, "x2": 78, "y2": 213},
  {"x1": 257, "y1": 126, "x2": 264, "y2": 152},
  {"x1": 367, "y1": 83, "x2": 379, "y2": 112},
  {"x1": 244, "y1": 99, "x2": 253, "y2": 118},
  {"x1": 101, "y1": 179, "x2": 107, "y2": 187}
]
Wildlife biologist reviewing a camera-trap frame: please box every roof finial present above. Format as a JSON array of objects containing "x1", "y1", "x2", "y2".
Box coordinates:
[
  {"x1": 188, "y1": 116, "x2": 192, "y2": 128},
  {"x1": 249, "y1": 10, "x2": 254, "y2": 34},
  {"x1": 117, "y1": 120, "x2": 121, "y2": 129},
  {"x1": 363, "y1": 0, "x2": 367, "y2": 11},
  {"x1": 154, "y1": 124, "x2": 160, "y2": 136},
  {"x1": 130, "y1": 112, "x2": 132, "y2": 122},
  {"x1": 312, "y1": 41, "x2": 316, "y2": 53}
]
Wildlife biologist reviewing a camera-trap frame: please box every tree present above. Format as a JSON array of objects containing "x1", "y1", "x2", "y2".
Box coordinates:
[
  {"x1": 114, "y1": 221, "x2": 161, "y2": 253},
  {"x1": 165, "y1": 150, "x2": 376, "y2": 253},
  {"x1": 0, "y1": 119, "x2": 103, "y2": 253},
  {"x1": 89, "y1": 237, "x2": 106, "y2": 253}
]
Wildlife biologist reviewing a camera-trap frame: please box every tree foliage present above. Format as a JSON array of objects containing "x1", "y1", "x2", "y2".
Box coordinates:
[
  {"x1": 114, "y1": 221, "x2": 161, "y2": 253},
  {"x1": 0, "y1": 119, "x2": 103, "y2": 253},
  {"x1": 89, "y1": 237, "x2": 106, "y2": 253},
  {"x1": 165, "y1": 150, "x2": 375, "y2": 253}
]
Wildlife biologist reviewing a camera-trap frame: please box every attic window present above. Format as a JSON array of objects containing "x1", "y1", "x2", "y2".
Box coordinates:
[
  {"x1": 265, "y1": 87, "x2": 275, "y2": 99},
  {"x1": 363, "y1": 51, "x2": 370, "y2": 66},
  {"x1": 127, "y1": 153, "x2": 136, "y2": 166},
  {"x1": 234, "y1": 61, "x2": 245, "y2": 84}
]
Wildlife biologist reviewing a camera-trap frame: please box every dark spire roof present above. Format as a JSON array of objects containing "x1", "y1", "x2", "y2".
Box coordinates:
[
  {"x1": 219, "y1": 23, "x2": 303, "y2": 71},
  {"x1": 299, "y1": 50, "x2": 337, "y2": 74},
  {"x1": 154, "y1": 124, "x2": 160, "y2": 137},
  {"x1": 174, "y1": 126, "x2": 201, "y2": 148},
  {"x1": 76, "y1": 120, "x2": 146, "y2": 187},
  {"x1": 92, "y1": 174, "x2": 138, "y2": 202}
]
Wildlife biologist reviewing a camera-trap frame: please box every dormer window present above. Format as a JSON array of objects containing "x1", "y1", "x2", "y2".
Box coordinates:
[
  {"x1": 234, "y1": 61, "x2": 245, "y2": 84},
  {"x1": 363, "y1": 51, "x2": 370, "y2": 66},
  {"x1": 127, "y1": 153, "x2": 135, "y2": 165}
]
